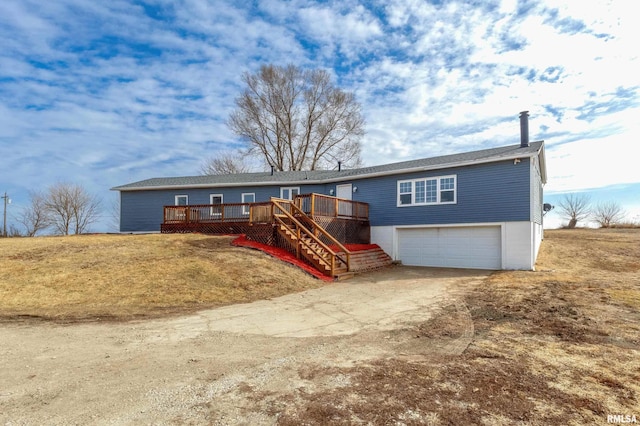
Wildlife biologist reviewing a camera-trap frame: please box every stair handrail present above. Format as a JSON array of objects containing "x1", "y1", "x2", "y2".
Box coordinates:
[
  {"x1": 288, "y1": 201, "x2": 351, "y2": 268},
  {"x1": 272, "y1": 211, "x2": 337, "y2": 273},
  {"x1": 271, "y1": 199, "x2": 350, "y2": 274}
]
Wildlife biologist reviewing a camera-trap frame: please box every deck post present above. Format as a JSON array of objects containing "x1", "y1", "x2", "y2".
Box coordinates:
[{"x1": 310, "y1": 194, "x2": 316, "y2": 218}]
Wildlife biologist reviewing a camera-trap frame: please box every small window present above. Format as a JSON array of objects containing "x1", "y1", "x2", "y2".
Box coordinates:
[
  {"x1": 241, "y1": 193, "x2": 255, "y2": 215},
  {"x1": 175, "y1": 195, "x2": 188, "y2": 206},
  {"x1": 399, "y1": 181, "x2": 412, "y2": 205},
  {"x1": 280, "y1": 187, "x2": 300, "y2": 200},
  {"x1": 440, "y1": 177, "x2": 455, "y2": 202}
]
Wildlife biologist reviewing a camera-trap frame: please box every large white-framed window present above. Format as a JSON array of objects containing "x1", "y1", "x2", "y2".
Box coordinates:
[
  {"x1": 175, "y1": 195, "x2": 188, "y2": 206},
  {"x1": 397, "y1": 175, "x2": 457, "y2": 206},
  {"x1": 280, "y1": 187, "x2": 300, "y2": 200},
  {"x1": 210, "y1": 194, "x2": 223, "y2": 217},
  {"x1": 241, "y1": 193, "x2": 255, "y2": 215}
]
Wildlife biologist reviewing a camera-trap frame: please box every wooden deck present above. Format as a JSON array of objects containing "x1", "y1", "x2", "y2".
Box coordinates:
[{"x1": 161, "y1": 194, "x2": 373, "y2": 278}]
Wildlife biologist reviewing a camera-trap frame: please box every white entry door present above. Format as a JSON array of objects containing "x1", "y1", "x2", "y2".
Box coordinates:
[
  {"x1": 336, "y1": 184, "x2": 352, "y2": 200},
  {"x1": 336, "y1": 184, "x2": 352, "y2": 216}
]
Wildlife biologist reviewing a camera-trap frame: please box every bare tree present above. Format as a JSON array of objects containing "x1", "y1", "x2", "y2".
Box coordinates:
[
  {"x1": 200, "y1": 151, "x2": 251, "y2": 175},
  {"x1": 17, "y1": 190, "x2": 51, "y2": 236},
  {"x1": 109, "y1": 193, "x2": 121, "y2": 233},
  {"x1": 44, "y1": 182, "x2": 101, "y2": 235},
  {"x1": 228, "y1": 64, "x2": 364, "y2": 171},
  {"x1": 592, "y1": 201, "x2": 625, "y2": 228},
  {"x1": 557, "y1": 193, "x2": 591, "y2": 229}
]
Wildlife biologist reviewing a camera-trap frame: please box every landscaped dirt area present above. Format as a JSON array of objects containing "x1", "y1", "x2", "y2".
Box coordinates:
[{"x1": 1, "y1": 229, "x2": 639, "y2": 424}]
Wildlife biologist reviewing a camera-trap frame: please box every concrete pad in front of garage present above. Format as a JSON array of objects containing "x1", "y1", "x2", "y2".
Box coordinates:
[{"x1": 157, "y1": 266, "x2": 491, "y2": 339}]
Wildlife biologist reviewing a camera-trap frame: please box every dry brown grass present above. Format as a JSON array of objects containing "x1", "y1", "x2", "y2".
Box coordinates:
[
  {"x1": 277, "y1": 229, "x2": 640, "y2": 424},
  {"x1": 0, "y1": 233, "x2": 323, "y2": 322}
]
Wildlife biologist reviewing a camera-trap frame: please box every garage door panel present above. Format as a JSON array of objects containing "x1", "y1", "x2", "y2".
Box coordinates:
[{"x1": 397, "y1": 226, "x2": 501, "y2": 270}]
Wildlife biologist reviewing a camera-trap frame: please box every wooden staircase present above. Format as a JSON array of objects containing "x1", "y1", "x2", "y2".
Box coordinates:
[
  {"x1": 347, "y1": 247, "x2": 393, "y2": 272},
  {"x1": 272, "y1": 198, "x2": 352, "y2": 279},
  {"x1": 270, "y1": 198, "x2": 393, "y2": 279}
]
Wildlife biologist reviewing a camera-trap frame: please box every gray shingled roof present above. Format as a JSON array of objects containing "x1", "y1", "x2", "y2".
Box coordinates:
[{"x1": 112, "y1": 141, "x2": 544, "y2": 191}]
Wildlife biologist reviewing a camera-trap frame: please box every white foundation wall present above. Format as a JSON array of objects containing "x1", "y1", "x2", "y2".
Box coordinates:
[
  {"x1": 534, "y1": 222, "x2": 543, "y2": 260},
  {"x1": 502, "y1": 221, "x2": 535, "y2": 270},
  {"x1": 372, "y1": 222, "x2": 541, "y2": 271},
  {"x1": 371, "y1": 226, "x2": 395, "y2": 262}
]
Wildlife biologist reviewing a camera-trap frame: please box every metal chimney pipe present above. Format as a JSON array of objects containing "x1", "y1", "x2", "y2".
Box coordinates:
[
  {"x1": 519, "y1": 111, "x2": 530, "y2": 148},
  {"x1": 338, "y1": 161, "x2": 342, "y2": 171},
  {"x1": 270, "y1": 165, "x2": 274, "y2": 176}
]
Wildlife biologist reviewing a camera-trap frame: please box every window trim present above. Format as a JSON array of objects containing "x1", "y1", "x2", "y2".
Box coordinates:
[
  {"x1": 175, "y1": 195, "x2": 188, "y2": 206},
  {"x1": 209, "y1": 193, "x2": 223, "y2": 217},
  {"x1": 280, "y1": 187, "x2": 300, "y2": 200},
  {"x1": 241, "y1": 193, "x2": 255, "y2": 215},
  {"x1": 397, "y1": 175, "x2": 457, "y2": 207}
]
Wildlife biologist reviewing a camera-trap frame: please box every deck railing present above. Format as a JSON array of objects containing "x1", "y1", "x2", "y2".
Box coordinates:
[
  {"x1": 295, "y1": 193, "x2": 369, "y2": 220},
  {"x1": 163, "y1": 201, "x2": 273, "y2": 224},
  {"x1": 164, "y1": 193, "x2": 369, "y2": 225}
]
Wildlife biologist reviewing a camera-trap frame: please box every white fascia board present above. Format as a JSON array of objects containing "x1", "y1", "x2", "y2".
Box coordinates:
[
  {"x1": 537, "y1": 144, "x2": 548, "y2": 184},
  {"x1": 112, "y1": 180, "x2": 315, "y2": 192},
  {"x1": 114, "y1": 150, "x2": 540, "y2": 192}
]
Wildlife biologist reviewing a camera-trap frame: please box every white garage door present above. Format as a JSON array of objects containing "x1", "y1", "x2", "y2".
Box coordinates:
[{"x1": 397, "y1": 226, "x2": 502, "y2": 270}]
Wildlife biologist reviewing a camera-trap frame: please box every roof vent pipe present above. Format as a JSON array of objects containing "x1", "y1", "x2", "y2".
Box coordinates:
[
  {"x1": 519, "y1": 111, "x2": 530, "y2": 148},
  {"x1": 338, "y1": 161, "x2": 342, "y2": 171},
  {"x1": 270, "y1": 165, "x2": 274, "y2": 176}
]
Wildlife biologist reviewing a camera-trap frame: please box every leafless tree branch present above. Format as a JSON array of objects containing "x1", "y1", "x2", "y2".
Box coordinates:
[
  {"x1": 44, "y1": 182, "x2": 101, "y2": 235},
  {"x1": 200, "y1": 151, "x2": 251, "y2": 175},
  {"x1": 228, "y1": 64, "x2": 364, "y2": 171},
  {"x1": 557, "y1": 193, "x2": 591, "y2": 229},
  {"x1": 17, "y1": 190, "x2": 51, "y2": 236},
  {"x1": 592, "y1": 201, "x2": 625, "y2": 228}
]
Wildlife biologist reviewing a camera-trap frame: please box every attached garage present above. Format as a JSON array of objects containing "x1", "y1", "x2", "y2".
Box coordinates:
[{"x1": 397, "y1": 226, "x2": 502, "y2": 270}]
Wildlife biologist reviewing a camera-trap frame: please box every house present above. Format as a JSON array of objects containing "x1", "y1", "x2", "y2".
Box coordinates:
[{"x1": 112, "y1": 112, "x2": 547, "y2": 272}]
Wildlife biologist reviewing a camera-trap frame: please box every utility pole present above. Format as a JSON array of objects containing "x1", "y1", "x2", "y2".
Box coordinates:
[{"x1": 2, "y1": 192, "x2": 10, "y2": 237}]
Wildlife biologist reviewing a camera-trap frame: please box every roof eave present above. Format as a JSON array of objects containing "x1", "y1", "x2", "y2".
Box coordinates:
[{"x1": 113, "y1": 147, "x2": 542, "y2": 192}]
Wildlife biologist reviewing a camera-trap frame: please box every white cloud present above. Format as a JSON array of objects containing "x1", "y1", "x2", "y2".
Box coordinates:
[{"x1": 0, "y1": 0, "x2": 638, "y2": 232}]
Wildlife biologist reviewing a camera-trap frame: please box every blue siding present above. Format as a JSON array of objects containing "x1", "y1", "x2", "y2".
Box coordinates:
[
  {"x1": 346, "y1": 159, "x2": 532, "y2": 226},
  {"x1": 120, "y1": 160, "x2": 534, "y2": 231},
  {"x1": 120, "y1": 184, "x2": 328, "y2": 232}
]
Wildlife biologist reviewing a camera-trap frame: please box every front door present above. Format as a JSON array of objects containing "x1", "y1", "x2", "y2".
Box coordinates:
[
  {"x1": 336, "y1": 184, "x2": 352, "y2": 216},
  {"x1": 336, "y1": 184, "x2": 352, "y2": 200}
]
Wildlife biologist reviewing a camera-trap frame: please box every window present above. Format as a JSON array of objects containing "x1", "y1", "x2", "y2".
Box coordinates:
[
  {"x1": 175, "y1": 195, "x2": 188, "y2": 206},
  {"x1": 397, "y1": 175, "x2": 456, "y2": 206},
  {"x1": 399, "y1": 181, "x2": 412, "y2": 205},
  {"x1": 210, "y1": 194, "x2": 223, "y2": 217},
  {"x1": 440, "y1": 177, "x2": 455, "y2": 202},
  {"x1": 280, "y1": 187, "x2": 300, "y2": 200},
  {"x1": 241, "y1": 193, "x2": 255, "y2": 215}
]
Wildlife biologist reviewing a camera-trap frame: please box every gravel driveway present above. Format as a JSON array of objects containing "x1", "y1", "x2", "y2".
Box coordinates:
[{"x1": 0, "y1": 266, "x2": 489, "y2": 425}]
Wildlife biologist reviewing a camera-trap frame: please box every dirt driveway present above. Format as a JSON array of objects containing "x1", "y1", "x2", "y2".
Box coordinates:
[{"x1": 0, "y1": 266, "x2": 487, "y2": 425}]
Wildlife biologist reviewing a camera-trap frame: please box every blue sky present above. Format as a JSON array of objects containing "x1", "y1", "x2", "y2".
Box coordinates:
[{"x1": 1, "y1": 0, "x2": 638, "y2": 231}]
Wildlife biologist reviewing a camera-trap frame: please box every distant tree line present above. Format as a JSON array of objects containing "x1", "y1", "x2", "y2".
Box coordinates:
[
  {"x1": 15, "y1": 182, "x2": 101, "y2": 236},
  {"x1": 556, "y1": 194, "x2": 630, "y2": 228}
]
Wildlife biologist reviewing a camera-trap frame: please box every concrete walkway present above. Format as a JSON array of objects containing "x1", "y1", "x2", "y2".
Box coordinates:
[{"x1": 145, "y1": 266, "x2": 488, "y2": 339}]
